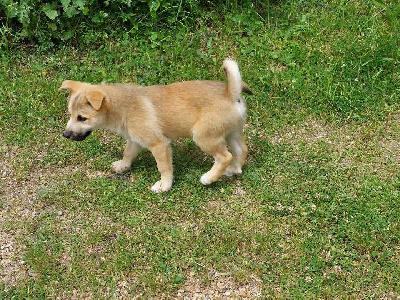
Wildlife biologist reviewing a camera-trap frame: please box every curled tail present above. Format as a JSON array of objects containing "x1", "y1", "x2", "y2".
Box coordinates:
[
  {"x1": 223, "y1": 59, "x2": 242, "y2": 101},
  {"x1": 223, "y1": 59, "x2": 252, "y2": 100}
]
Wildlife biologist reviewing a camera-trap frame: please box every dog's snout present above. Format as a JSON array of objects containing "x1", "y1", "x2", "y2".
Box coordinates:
[
  {"x1": 63, "y1": 131, "x2": 72, "y2": 139},
  {"x1": 63, "y1": 130, "x2": 92, "y2": 141}
]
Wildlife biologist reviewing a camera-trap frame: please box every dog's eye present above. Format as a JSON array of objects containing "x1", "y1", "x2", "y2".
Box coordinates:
[{"x1": 77, "y1": 115, "x2": 87, "y2": 122}]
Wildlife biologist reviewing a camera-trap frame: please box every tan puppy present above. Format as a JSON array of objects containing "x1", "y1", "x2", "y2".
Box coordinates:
[{"x1": 60, "y1": 59, "x2": 252, "y2": 192}]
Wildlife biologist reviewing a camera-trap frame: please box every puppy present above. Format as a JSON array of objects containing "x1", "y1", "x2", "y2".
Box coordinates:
[{"x1": 60, "y1": 59, "x2": 252, "y2": 192}]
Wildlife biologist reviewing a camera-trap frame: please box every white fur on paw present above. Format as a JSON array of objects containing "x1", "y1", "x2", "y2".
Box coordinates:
[
  {"x1": 151, "y1": 180, "x2": 172, "y2": 193},
  {"x1": 111, "y1": 160, "x2": 131, "y2": 173},
  {"x1": 200, "y1": 173, "x2": 212, "y2": 185},
  {"x1": 223, "y1": 166, "x2": 242, "y2": 177}
]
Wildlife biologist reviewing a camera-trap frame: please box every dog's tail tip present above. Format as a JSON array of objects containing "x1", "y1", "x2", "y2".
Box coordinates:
[
  {"x1": 223, "y1": 58, "x2": 238, "y2": 67},
  {"x1": 223, "y1": 59, "x2": 240, "y2": 75},
  {"x1": 223, "y1": 58, "x2": 242, "y2": 100}
]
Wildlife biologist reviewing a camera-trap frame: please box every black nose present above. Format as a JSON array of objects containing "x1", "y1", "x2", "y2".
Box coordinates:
[{"x1": 63, "y1": 131, "x2": 71, "y2": 139}]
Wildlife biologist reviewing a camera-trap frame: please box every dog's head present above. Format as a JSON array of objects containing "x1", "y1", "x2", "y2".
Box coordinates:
[{"x1": 59, "y1": 80, "x2": 108, "y2": 141}]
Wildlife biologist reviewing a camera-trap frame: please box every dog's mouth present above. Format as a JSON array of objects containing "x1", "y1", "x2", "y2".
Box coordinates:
[{"x1": 63, "y1": 130, "x2": 92, "y2": 141}]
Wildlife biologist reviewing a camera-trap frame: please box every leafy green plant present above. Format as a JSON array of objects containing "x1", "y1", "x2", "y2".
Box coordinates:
[{"x1": 0, "y1": 0, "x2": 204, "y2": 45}]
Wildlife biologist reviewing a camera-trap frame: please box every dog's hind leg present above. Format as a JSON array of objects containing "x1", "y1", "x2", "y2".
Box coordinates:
[
  {"x1": 112, "y1": 139, "x2": 142, "y2": 173},
  {"x1": 149, "y1": 141, "x2": 174, "y2": 193},
  {"x1": 194, "y1": 134, "x2": 233, "y2": 185},
  {"x1": 224, "y1": 131, "x2": 247, "y2": 176}
]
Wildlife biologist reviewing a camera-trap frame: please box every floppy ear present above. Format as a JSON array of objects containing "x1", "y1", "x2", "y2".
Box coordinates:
[
  {"x1": 58, "y1": 80, "x2": 84, "y2": 95},
  {"x1": 86, "y1": 90, "x2": 105, "y2": 110}
]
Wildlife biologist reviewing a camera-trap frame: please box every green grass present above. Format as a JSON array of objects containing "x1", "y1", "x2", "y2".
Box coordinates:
[{"x1": 1, "y1": 0, "x2": 399, "y2": 298}]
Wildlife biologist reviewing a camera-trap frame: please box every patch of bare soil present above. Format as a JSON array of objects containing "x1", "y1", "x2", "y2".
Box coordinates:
[
  {"x1": 0, "y1": 145, "x2": 81, "y2": 289},
  {"x1": 268, "y1": 120, "x2": 338, "y2": 146},
  {"x1": 175, "y1": 270, "x2": 262, "y2": 299},
  {"x1": 268, "y1": 112, "x2": 400, "y2": 173},
  {"x1": 1, "y1": 145, "x2": 34, "y2": 288},
  {"x1": 0, "y1": 144, "x2": 137, "y2": 294}
]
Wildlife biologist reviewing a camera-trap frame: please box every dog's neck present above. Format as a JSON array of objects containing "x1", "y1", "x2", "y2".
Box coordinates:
[{"x1": 103, "y1": 100, "x2": 129, "y2": 138}]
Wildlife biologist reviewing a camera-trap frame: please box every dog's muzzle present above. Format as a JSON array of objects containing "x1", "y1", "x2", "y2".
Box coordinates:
[{"x1": 63, "y1": 130, "x2": 92, "y2": 141}]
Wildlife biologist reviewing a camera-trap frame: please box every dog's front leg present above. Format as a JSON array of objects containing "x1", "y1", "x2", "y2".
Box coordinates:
[
  {"x1": 149, "y1": 141, "x2": 173, "y2": 193},
  {"x1": 112, "y1": 139, "x2": 142, "y2": 173}
]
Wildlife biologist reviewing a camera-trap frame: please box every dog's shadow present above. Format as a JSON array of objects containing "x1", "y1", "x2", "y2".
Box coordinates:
[
  {"x1": 171, "y1": 140, "x2": 212, "y2": 183},
  {"x1": 107, "y1": 139, "x2": 211, "y2": 185}
]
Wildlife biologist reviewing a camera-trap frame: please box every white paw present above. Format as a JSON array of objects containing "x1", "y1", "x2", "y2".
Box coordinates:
[
  {"x1": 200, "y1": 173, "x2": 212, "y2": 185},
  {"x1": 151, "y1": 180, "x2": 172, "y2": 193},
  {"x1": 111, "y1": 160, "x2": 131, "y2": 173},
  {"x1": 223, "y1": 165, "x2": 242, "y2": 177}
]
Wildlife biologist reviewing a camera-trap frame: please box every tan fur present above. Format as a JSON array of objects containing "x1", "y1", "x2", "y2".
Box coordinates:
[{"x1": 60, "y1": 59, "x2": 251, "y2": 192}]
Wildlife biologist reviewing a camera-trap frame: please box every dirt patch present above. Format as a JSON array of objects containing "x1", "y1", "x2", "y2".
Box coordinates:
[
  {"x1": 269, "y1": 120, "x2": 335, "y2": 146},
  {"x1": 1, "y1": 146, "x2": 32, "y2": 288},
  {"x1": 379, "y1": 139, "x2": 400, "y2": 161},
  {"x1": 0, "y1": 145, "x2": 108, "y2": 290},
  {"x1": 176, "y1": 270, "x2": 262, "y2": 299},
  {"x1": 268, "y1": 113, "x2": 400, "y2": 175},
  {"x1": 0, "y1": 230, "x2": 30, "y2": 287}
]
